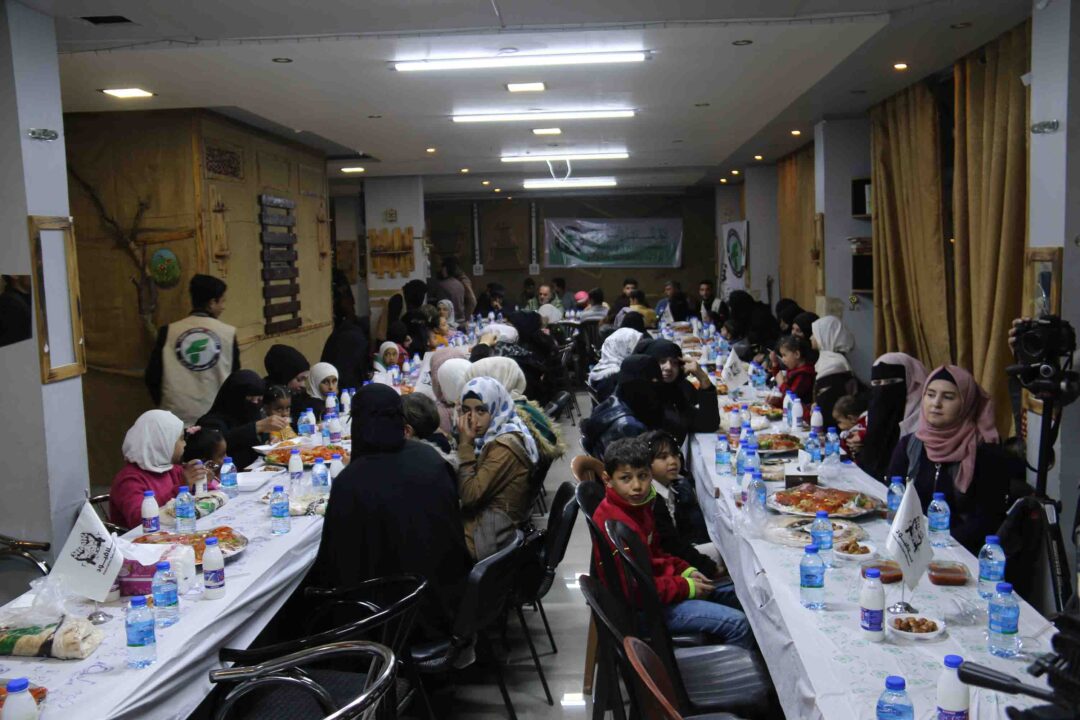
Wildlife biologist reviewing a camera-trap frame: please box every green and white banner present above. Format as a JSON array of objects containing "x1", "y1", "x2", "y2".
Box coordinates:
[{"x1": 544, "y1": 218, "x2": 682, "y2": 268}]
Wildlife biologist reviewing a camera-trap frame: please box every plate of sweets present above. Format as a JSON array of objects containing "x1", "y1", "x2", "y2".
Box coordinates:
[{"x1": 888, "y1": 614, "x2": 946, "y2": 641}]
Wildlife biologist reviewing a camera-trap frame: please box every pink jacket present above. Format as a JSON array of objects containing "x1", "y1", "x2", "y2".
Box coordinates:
[{"x1": 109, "y1": 462, "x2": 185, "y2": 529}]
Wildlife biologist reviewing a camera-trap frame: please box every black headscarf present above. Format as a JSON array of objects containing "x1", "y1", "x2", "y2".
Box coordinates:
[
  {"x1": 727, "y1": 290, "x2": 754, "y2": 334},
  {"x1": 668, "y1": 292, "x2": 693, "y2": 322},
  {"x1": 638, "y1": 339, "x2": 681, "y2": 361},
  {"x1": 778, "y1": 303, "x2": 803, "y2": 334},
  {"x1": 264, "y1": 344, "x2": 309, "y2": 386},
  {"x1": 775, "y1": 298, "x2": 799, "y2": 318},
  {"x1": 792, "y1": 311, "x2": 819, "y2": 340},
  {"x1": 635, "y1": 339, "x2": 695, "y2": 440},
  {"x1": 204, "y1": 370, "x2": 265, "y2": 426},
  {"x1": 351, "y1": 384, "x2": 406, "y2": 453},
  {"x1": 387, "y1": 321, "x2": 410, "y2": 347},
  {"x1": 620, "y1": 311, "x2": 646, "y2": 332},
  {"x1": 507, "y1": 310, "x2": 555, "y2": 357},
  {"x1": 616, "y1": 355, "x2": 663, "y2": 425},
  {"x1": 747, "y1": 302, "x2": 781, "y2": 349},
  {"x1": 858, "y1": 361, "x2": 908, "y2": 480},
  {"x1": 402, "y1": 279, "x2": 428, "y2": 309}
]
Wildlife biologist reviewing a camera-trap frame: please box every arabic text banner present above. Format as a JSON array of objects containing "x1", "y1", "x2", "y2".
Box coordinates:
[{"x1": 544, "y1": 218, "x2": 683, "y2": 268}]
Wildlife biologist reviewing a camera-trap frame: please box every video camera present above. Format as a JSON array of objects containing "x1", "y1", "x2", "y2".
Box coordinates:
[{"x1": 1007, "y1": 316, "x2": 1080, "y2": 403}]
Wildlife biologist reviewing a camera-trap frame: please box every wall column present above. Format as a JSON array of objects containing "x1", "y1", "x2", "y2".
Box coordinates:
[
  {"x1": 363, "y1": 177, "x2": 427, "y2": 336},
  {"x1": 741, "y1": 166, "x2": 780, "y2": 305}
]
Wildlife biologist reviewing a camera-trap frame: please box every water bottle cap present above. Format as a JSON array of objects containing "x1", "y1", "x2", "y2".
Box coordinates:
[
  {"x1": 155, "y1": 561, "x2": 170, "y2": 571},
  {"x1": 865, "y1": 568, "x2": 881, "y2": 579},
  {"x1": 223, "y1": 456, "x2": 233, "y2": 464},
  {"x1": 314, "y1": 458, "x2": 324, "y2": 464},
  {"x1": 885, "y1": 676, "x2": 906, "y2": 691},
  {"x1": 812, "y1": 404, "x2": 821, "y2": 411},
  {"x1": 741, "y1": 404, "x2": 748, "y2": 409},
  {"x1": 815, "y1": 510, "x2": 828, "y2": 518},
  {"x1": 944, "y1": 654, "x2": 963, "y2": 669},
  {"x1": 932, "y1": 492, "x2": 946, "y2": 500},
  {"x1": 986, "y1": 535, "x2": 1000, "y2": 545},
  {"x1": 307, "y1": 407, "x2": 313, "y2": 412},
  {"x1": 291, "y1": 448, "x2": 300, "y2": 454},
  {"x1": 130, "y1": 595, "x2": 148, "y2": 608},
  {"x1": 808, "y1": 431, "x2": 818, "y2": 439},
  {"x1": 5, "y1": 678, "x2": 29, "y2": 693},
  {"x1": 827, "y1": 426, "x2": 837, "y2": 433},
  {"x1": 804, "y1": 544, "x2": 819, "y2": 554},
  {"x1": 996, "y1": 582, "x2": 1013, "y2": 594},
  {"x1": 205, "y1": 537, "x2": 218, "y2": 546},
  {"x1": 178, "y1": 486, "x2": 190, "y2": 494},
  {"x1": 143, "y1": 490, "x2": 155, "y2": 497},
  {"x1": 890, "y1": 476, "x2": 903, "y2": 483},
  {"x1": 332, "y1": 453, "x2": 342, "y2": 459},
  {"x1": 273, "y1": 485, "x2": 284, "y2": 492}
]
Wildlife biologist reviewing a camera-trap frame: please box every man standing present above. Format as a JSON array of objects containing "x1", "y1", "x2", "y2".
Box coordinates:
[
  {"x1": 430, "y1": 256, "x2": 476, "y2": 321},
  {"x1": 146, "y1": 274, "x2": 239, "y2": 425},
  {"x1": 698, "y1": 279, "x2": 723, "y2": 323}
]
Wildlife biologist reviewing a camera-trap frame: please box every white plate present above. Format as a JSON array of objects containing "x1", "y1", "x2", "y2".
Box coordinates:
[
  {"x1": 253, "y1": 438, "x2": 310, "y2": 456},
  {"x1": 834, "y1": 542, "x2": 876, "y2": 561},
  {"x1": 236, "y1": 470, "x2": 283, "y2": 493},
  {"x1": 887, "y1": 614, "x2": 946, "y2": 640}
]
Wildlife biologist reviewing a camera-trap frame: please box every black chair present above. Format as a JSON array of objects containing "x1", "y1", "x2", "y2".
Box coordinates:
[
  {"x1": 210, "y1": 641, "x2": 396, "y2": 720},
  {"x1": 543, "y1": 390, "x2": 573, "y2": 423},
  {"x1": 579, "y1": 574, "x2": 641, "y2": 720},
  {"x1": 623, "y1": 637, "x2": 746, "y2": 720},
  {"x1": 407, "y1": 531, "x2": 525, "y2": 720},
  {"x1": 89, "y1": 493, "x2": 128, "y2": 535},
  {"x1": 509, "y1": 530, "x2": 554, "y2": 707},
  {"x1": 0, "y1": 534, "x2": 50, "y2": 606},
  {"x1": 605, "y1": 521, "x2": 772, "y2": 718},
  {"x1": 517, "y1": 481, "x2": 579, "y2": 654},
  {"x1": 217, "y1": 575, "x2": 427, "y2": 720}
]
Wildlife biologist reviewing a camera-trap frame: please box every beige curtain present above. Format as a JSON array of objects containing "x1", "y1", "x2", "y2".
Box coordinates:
[
  {"x1": 953, "y1": 21, "x2": 1030, "y2": 435},
  {"x1": 870, "y1": 83, "x2": 952, "y2": 369},
  {"x1": 777, "y1": 144, "x2": 817, "y2": 310}
]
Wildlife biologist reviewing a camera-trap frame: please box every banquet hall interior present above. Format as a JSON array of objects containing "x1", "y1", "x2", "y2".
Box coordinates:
[{"x1": 2, "y1": 0, "x2": 1080, "y2": 718}]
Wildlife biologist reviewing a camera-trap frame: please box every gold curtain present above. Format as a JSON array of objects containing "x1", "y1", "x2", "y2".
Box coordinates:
[
  {"x1": 870, "y1": 83, "x2": 952, "y2": 369},
  {"x1": 777, "y1": 144, "x2": 817, "y2": 310},
  {"x1": 953, "y1": 21, "x2": 1030, "y2": 435}
]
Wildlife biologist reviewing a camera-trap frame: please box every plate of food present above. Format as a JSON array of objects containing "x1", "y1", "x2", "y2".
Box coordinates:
[
  {"x1": 860, "y1": 559, "x2": 903, "y2": 584},
  {"x1": 751, "y1": 405, "x2": 785, "y2": 422},
  {"x1": 132, "y1": 526, "x2": 248, "y2": 564},
  {"x1": 714, "y1": 383, "x2": 729, "y2": 395},
  {"x1": 835, "y1": 539, "x2": 876, "y2": 560},
  {"x1": 928, "y1": 560, "x2": 971, "y2": 586},
  {"x1": 254, "y1": 437, "x2": 307, "y2": 456},
  {"x1": 764, "y1": 516, "x2": 867, "y2": 548},
  {"x1": 888, "y1": 614, "x2": 946, "y2": 640},
  {"x1": 767, "y1": 482, "x2": 885, "y2": 518},
  {"x1": 756, "y1": 433, "x2": 803, "y2": 454},
  {"x1": 264, "y1": 444, "x2": 346, "y2": 467}
]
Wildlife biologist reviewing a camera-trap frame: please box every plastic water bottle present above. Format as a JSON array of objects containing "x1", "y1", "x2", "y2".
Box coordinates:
[
  {"x1": 288, "y1": 447, "x2": 304, "y2": 489},
  {"x1": 783, "y1": 391, "x2": 794, "y2": 427},
  {"x1": 806, "y1": 432, "x2": 822, "y2": 466},
  {"x1": 202, "y1": 537, "x2": 225, "y2": 600},
  {"x1": 860, "y1": 568, "x2": 885, "y2": 642},
  {"x1": 270, "y1": 485, "x2": 291, "y2": 535},
  {"x1": 739, "y1": 403, "x2": 751, "y2": 425},
  {"x1": 191, "y1": 460, "x2": 208, "y2": 496},
  {"x1": 743, "y1": 447, "x2": 760, "y2": 479},
  {"x1": 799, "y1": 545, "x2": 826, "y2": 610},
  {"x1": 329, "y1": 453, "x2": 344, "y2": 481},
  {"x1": 988, "y1": 582, "x2": 1020, "y2": 657},
  {"x1": 936, "y1": 655, "x2": 969, "y2": 719},
  {"x1": 327, "y1": 413, "x2": 343, "y2": 443},
  {"x1": 886, "y1": 477, "x2": 905, "y2": 523},
  {"x1": 810, "y1": 404, "x2": 824, "y2": 437},
  {"x1": 174, "y1": 486, "x2": 196, "y2": 533},
  {"x1": 2, "y1": 677, "x2": 39, "y2": 718},
  {"x1": 390, "y1": 364, "x2": 402, "y2": 385},
  {"x1": 219, "y1": 457, "x2": 238, "y2": 498},
  {"x1": 339, "y1": 387, "x2": 351, "y2": 413},
  {"x1": 325, "y1": 391, "x2": 338, "y2": 417},
  {"x1": 737, "y1": 469, "x2": 753, "y2": 506},
  {"x1": 727, "y1": 409, "x2": 742, "y2": 448},
  {"x1": 298, "y1": 408, "x2": 316, "y2": 438},
  {"x1": 791, "y1": 396, "x2": 805, "y2": 429},
  {"x1": 876, "y1": 676, "x2": 914, "y2": 720},
  {"x1": 151, "y1": 561, "x2": 179, "y2": 627},
  {"x1": 978, "y1": 535, "x2": 1007, "y2": 600},
  {"x1": 748, "y1": 470, "x2": 766, "y2": 510},
  {"x1": 825, "y1": 427, "x2": 841, "y2": 462},
  {"x1": 810, "y1": 510, "x2": 834, "y2": 567},
  {"x1": 311, "y1": 458, "x2": 330, "y2": 494},
  {"x1": 715, "y1": 434, "x2": 731, "y2": 477},
  {"x1": 320, "y1": 420, "x2": 331, "y2": 446},
  {"x1": 928, "y1": 492, "x2": 951, "y2": 547},
  {"x1": 141, "y1": 490, "x2": 160, "y2": 533}
]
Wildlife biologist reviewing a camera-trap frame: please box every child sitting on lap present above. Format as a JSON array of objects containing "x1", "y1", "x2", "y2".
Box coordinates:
[
  {"x1": 833, "y1": 393, "x2": 868, "y2": 458},
  {"x1": 591, "y1": 437, "x2": 753, "y2": 649}
]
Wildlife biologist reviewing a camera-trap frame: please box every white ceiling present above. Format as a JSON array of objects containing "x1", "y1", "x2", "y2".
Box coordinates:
[{"x1": 42, "y1": 0, "x2": 1032, "y2": 197}]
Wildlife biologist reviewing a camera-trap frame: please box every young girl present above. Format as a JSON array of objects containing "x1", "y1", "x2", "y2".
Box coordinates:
[
  {"x1": 300, "y1": 362, "x2": 339, "y2": 421},
  {"x1": 833, "y1": 393, "x2": 868, "y2": 457},
  {"x1": 372, "y1": 342, "x2": 400, "y2": 386},
  {"x1": 262, "y1": 385, "x2": 298, "y2": 443},
  {"x1": 776, "y1": 334, "x2": 815, "y2": 421},
  {"x1": 181, "y1": 427, "x2": 227, "y2": 486}
]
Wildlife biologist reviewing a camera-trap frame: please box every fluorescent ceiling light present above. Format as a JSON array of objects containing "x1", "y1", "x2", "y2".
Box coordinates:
[
  {"x1": 754, "y1": 155, "x2": 764, "y2": 160},
  {"x1": 460, "y1": 168, "x2": 470, "y2": 173},
  {"x1": 502, "y1": 152, "x2": 628, "y2": 163},
  {"x1": 341, "y1": 167, "x2": 365, "y2": 173},
  {"x1": 481, "y1": 180, "x2": 491, "y2": 186},
  {"x1": 523, "y1": 177, "x2": 617, "y2": 189},
  {"x1": 101, "y1": 87, "x2": 153, "y2": 98},
  {"x1": 395, "y1": 51, "x2": 646, "y2": 72},
  {"x1": 507, "y1": 82, "x2": 546, "y2": 92},
  {"x1": 425, "y1": 147, "x2": 437, "y2": 153},
  {"x1": 533, "y1": 128, "x2": 562, "y2": 135},
  {"x1": 453, "y1": 109, "x2": 634, "y2": 123}
]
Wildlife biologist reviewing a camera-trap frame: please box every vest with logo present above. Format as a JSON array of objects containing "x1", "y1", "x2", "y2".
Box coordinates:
[{"x1": 160, "y1": 314, "x2": 236, "y2": 424}]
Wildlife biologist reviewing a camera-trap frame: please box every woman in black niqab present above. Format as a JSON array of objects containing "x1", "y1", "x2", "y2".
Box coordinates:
[{"x1": 196, "y1": 370, "x2": 266, "y2": 469}]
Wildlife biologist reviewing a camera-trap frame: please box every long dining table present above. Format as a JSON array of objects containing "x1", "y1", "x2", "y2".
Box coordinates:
[{"x1": 688, "y1": 429, "x2": 1056, "y2": 719}]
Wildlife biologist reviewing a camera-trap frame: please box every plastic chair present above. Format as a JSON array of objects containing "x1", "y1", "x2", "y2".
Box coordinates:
[
  {"x1": 579, "y1": 574, "x2": 641, "y2": 720},
  {"x1": 570, "y1": 454, "x2": 604, "y2": 484},
  {"x1": 517, "y1": 481, "x2": 579, "y2": 654},
  {"x1": 0, "y1": 534, "x2": 50, "y2": 606},
  {"x1": 605, "y1": 521, "x2": 772, "y2": 717},
  {"x1": 210, "y1": 641, "x2": 396, "y2": 720},
  {"x1": 89, "y1": 493, "x2": 128, "y2": 535},
  {"x1": 510, "y1": 530, "x2": 554, "y2": 707},
  {"x1": 623, "y1": 637, "x2": 746, "y2": 720}
]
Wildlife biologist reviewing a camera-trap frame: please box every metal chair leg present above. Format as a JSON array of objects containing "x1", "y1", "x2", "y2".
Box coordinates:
[
  {"x1": 536, "y1": 598, "x2": 557, "y2": 654},
  {"x1": 516, "y1": 605, "x2": 554, "y2": 705},
  {"x1": 485, "y1": 635, "x2": 518, "y2": 720}
]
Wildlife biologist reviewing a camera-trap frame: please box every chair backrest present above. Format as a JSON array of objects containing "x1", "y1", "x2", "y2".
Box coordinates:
[
  {"x1": 579, "y1": 574, "x2": 641, "y2": 718},
  {"x1": 542, "y1": 481, "x2": 579, "y2": 571},
  {"x1": 543, "y1": 390, "x2": 572, "y2": 419},
  {"x1": 575, "y1": 482, "x2": 622, "y2": 592},
  {"x1": 579, "y1": 319, "x2": 602, "y2": 361},
  {"x1": 453, "y1": 530, "x2": 525, "y2": 639},
  {"x1": 88, "y1": 494, "x2": 128, "y2": 534},
  {"x1": 606, "y1": 519, "x2": 690, "y2": 708},
  {"x1": 623, "y1": 636, "x2": 685, "y2": 720},
  {"x1": 574, "y1": 475, "x2": 605, "y2": 515},
  {"x1": 570, "y1": 454, "x2": 604, "y2": 484}
]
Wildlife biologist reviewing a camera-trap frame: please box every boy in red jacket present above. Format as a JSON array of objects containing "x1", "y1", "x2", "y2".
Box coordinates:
[{"x1": 591, "y1": 437, "x2": 753, "y2": 648}]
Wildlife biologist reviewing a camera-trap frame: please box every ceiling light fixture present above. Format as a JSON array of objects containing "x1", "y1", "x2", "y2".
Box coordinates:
[
  {"x1": 501, "y1": 151, "x2": 629, "y2": 163},
  {"x1": 893, "y1": 62, "x2": 909, "y2": 71},
  {"x1": 732, "y1": 40, "x2": 753, "y2": 46},
  {"x1": 532, "y1": 128, "x2": 562, "y2": 135},
  {"x1": 460, "y1": 168, "x2": 470, "y2": 173},
  {"x1": 523, "y1": 177, "x2": 617, "y2": 189},
  {"x1": 453, "y1": 109, "x2": 635, "y2": 123},
  {"x1": 506, "y1": 82, "x2": 546, "y2": 92},
  {"x1": 426, "y1": 147, "x2": 437, "y2": 153},
  {"x1": 791, "y1": 130, "x2": 802, "y2": 136},
  {"x1": 341, "y1": 167, "x2": 366, "y2": 173},
  {"x1": 754, "y1": 155, "x2": 763, "y2": 161},
  {"x1": 494, "y1": 188, "x2": 502, "y2": 193},
  {"x1": 731, "y1": 170, "x2": 740, "y2": 175},
  {"x1": 101, "y1": 88, "x2": 154, "y2": 98},
  {"x1": 694, "y1": 102, "x2": 710, "y2": 108},
  {"x1": 481, "y1": 180, "x2": 491, "y2": 186},
  {"x1": 395, "y1": 51, "x2": 647, "y2": 72},
  {"x1": 272, "y1": 57, "x2": 293, "y2": 63},
  {"x1": 720, "y1": 178, "x2": 728, "y2": 184}
]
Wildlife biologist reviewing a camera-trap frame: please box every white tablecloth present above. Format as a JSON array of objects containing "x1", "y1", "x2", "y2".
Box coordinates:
[
  {"x1": 689, "y1": 432, "x2": 1055, "y2": 720},
  {"x1": 0, "y1": 477, "x2": 323, "y2": 720}
]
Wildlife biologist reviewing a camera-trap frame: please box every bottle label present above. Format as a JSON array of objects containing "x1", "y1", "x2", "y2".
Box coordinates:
[
  {"x1": 887, "y1": 494, "x2": 901, "y2": 512},
  {"x1": 126, "y1": 620, "x2": 156, "y2": 648},
  {"x1": 979, "y1": 559, "x2": 1005, "y2": 583},
  {"x1": 204, "y1": 567, "x2": 225, "y2": 590},
  {"x1": 290, "y1": 470, "x2": 303, "y2": 482},
  {"x1": 142, "y1": 516, "x2": 160, "y2": 533},
  {"x1": 929, "y1": 513, "x2": 950, "y2": 532},
  {"x1": 271, "y1": 501, "x2": 289, "y2": 519},
  {"x1": 936, "y1": 710, "x2": 968, "y2": 720},
  {"x1": 810, "y1": 528, "x2": 833, "y2": 551},
  {"x1": 800, "y1": 567, "x2": 824, "y2": 589},
  {"x1": 222, "y1": 474, "x2": 237, "y2": 488},
  {"x1": 860, "y1": 607, "x2": 883, "y2": 632},
  {"x1": 153, "y1": 586, "x2": 178, "y2": 608},
  {"x1": 989, "y1": 603, "x2": 1019, "y2": 635},
  {"x1": 754, "y1": 485, "x2": 766, "y2": 505},
  {"x1": 177, "y1": 506, "x2": 195, "y2": 519}
]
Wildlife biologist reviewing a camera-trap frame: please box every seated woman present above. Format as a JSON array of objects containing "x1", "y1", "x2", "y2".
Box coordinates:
[
  {"x1": 296, "y1": 362, "x2": 339, "y2": 422},
  {"x1": 402, "y1": 391, "x2": 455, "y2": 459},
  {"x1": 456, "y1": 376, "x2": 539, "y2": 560},
  {"x1": 587, "y1": 327, "x2": 643, "y2": 403},
  {"x1": 886, "y1": 366, "x2": 1018, "y2": 554},
  {"x1": 198, "y1": 370, "x2": 288, "y2": 469},
  {"x1": 498, "y1": 311, "x2": 558, "y2": 405},
  {"x1": 311, "y1": 384, "x2": 470, "y2": 637},
  {"x1": 775, "y1": 299, "x2": 801, "y2": 335},
  {"x1": 856, "y1": 353, "x2": 928, "y2": 480},
  {"x1": 811, "y1": 316, "x2": 857, "y2": 425},
  {"x1": 790, "y1": 311, "x2": 819, "y2": 341},
  {"x1": 581, "y1": 354, "x2": 663, "y2": 459},
  {"x1": 109, "y1": 410, "x2": 207, "y2": 529},
  {"x1": 636, "y1": 339, "x2": 720, "y2": 444},
  {"x1": 434, "y1": 353, "x2": 471, "y2": 436}
]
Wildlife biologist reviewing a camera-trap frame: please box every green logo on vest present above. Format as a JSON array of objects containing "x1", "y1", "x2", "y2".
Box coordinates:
[{"x1": 175, "y1": 328, "x2": 222, "y2": 371}]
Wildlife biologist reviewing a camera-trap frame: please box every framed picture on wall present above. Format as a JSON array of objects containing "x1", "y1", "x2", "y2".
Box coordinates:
[
  {"x1": 1023, "y1": 247, "x2": 1062, "y2": 318},
  {"x1": 27, "y1": 215, "x2": 86, "y2": 383}
]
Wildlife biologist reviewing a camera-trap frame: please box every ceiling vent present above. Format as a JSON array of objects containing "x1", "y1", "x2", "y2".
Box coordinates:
[{"x1": 80, "y1": 16, "x2": 134, "y2": 25}]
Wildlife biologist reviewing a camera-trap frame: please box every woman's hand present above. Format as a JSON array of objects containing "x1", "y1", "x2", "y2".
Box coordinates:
[
  {"x1": 684, "y1": 359, "x2": 710, "y2": 383},
  {"x1": 457, "y1": 412, "x2": 477, "y2": 446},
  {"x1": 256, "y1": 415, "x2": 290, "y2": 435},
  {"x1": 181, "y1": 459, "x2": 207, "y2": 488}
]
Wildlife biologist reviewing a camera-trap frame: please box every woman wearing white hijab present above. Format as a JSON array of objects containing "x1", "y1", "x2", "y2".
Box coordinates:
[
  {"x1": 537, "y1": 303, "x2": 563, "y2": 325},
  {"x1": 434, "y1": 357, "x2": 472, "y2": 435},
  {"x1": 299, "y1": 362, "x2": 339, "y2": 421},
  {"x1": 437, "y1": 299, "x2": 457, "y2": 328},
  {"x1": 810, "y1": 316, "x2": 857, "y2": 427},
  {"x1": 587, "y1": 327, "x2": 643, "y2": 403},
  {"x1": 467, "y1": 356, "x2": 565, "y2": 464},
  {"x1": 109, "y1": 410, "x2": 206, "y2": 529},
  {"x1": 371, "y1": 342, "x2": 400, "y2": 386}
]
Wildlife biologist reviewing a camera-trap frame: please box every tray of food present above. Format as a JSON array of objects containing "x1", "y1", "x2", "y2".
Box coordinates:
[
  {"x1": 756, "y1": 433, "x2": 802, "y2": 454},
  {"x1": 928, "y1": 560, "x2": 971, "y2": 586},
  {"x1": 764, "y1": 516, "x2": 867, "y2": 548},
  {"x1": 888, "y1": 615, "x2": 946, "y2": 640},
  {"x1": 253, "y1": 436, "x2": 308, "y2": 456},
  {"x1": 860, "y1": 559, "x2": 903, "y2": 584},
  {"x1": 768, "y1": 482, "x2": 884, "y2": 518},
  {"x1": 132, "y1": 526, "x2": 248, "y2": 564},
  {"x1": 264, "y1": 444, "x2": 346, "y2": 467},
  {"x1": 751, "y1": 405, "x2": 785, "y2": 421}
]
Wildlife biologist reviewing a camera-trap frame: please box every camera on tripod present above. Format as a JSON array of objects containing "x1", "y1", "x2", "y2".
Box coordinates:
[{"x1": 1008, "y1": 315, "x2": 1080, "y2": 402}]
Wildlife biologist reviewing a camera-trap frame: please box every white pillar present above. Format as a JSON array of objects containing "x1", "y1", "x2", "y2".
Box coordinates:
[
  {"x1": 0, "y1": 0, "x2": 89, "y2": 561},
  {"x1": 363, "y1": 177, "x2": 427, "y2": 334},
  {"x1": 742, "y1": 166, "x2": 780, "y2": 305}
]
